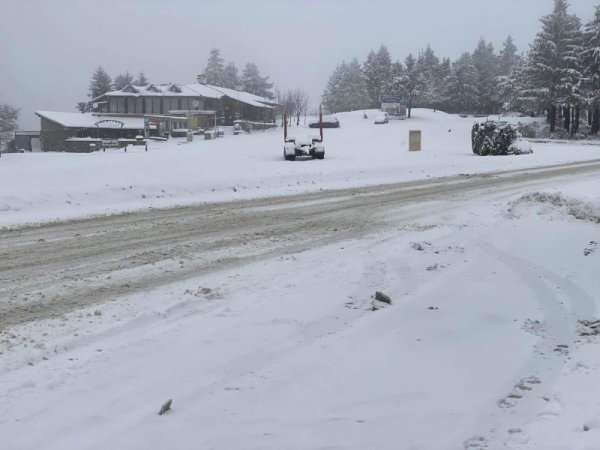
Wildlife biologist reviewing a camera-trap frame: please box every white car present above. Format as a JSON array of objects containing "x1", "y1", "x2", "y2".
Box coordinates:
[{"x1": 374, "y1": 112, "x2": 389, "y2": 124}]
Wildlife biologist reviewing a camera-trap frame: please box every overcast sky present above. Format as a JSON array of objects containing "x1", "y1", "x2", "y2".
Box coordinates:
[{"x1": 0, "y1": 0, "x2": 595, "y2": 129}]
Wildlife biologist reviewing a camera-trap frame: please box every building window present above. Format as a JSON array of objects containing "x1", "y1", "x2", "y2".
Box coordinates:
[
  {"x1": 136, "y1": 98, "x2": 144, "y2": 114},
  {"x1": 109, "y1": 97, "x2": 117, "y2": 113},
  {"x1": 127, "y1": 97, "x2": 135, "y2": 114},
  {"x1": 117, "y1": 97, "x2": 126, "y2": 114}
]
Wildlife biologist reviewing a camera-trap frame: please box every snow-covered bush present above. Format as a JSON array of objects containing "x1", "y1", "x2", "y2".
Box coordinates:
[
  {"x1": 516, "y1": 123, "x2": 537, "y2": 138},
  {"x1": 471, "y1": 121, "x2": 532, "y2": 155}
]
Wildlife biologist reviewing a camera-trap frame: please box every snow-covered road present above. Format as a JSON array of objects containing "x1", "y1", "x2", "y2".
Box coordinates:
[
  {"x1": 2, "y1": 110, "x2": 600, "y2": 449},
  {"x1": 2, "y1": 160, "x2": 599, "y2": 331}
]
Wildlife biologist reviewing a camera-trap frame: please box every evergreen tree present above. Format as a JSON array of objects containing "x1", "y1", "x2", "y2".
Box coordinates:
[
  {"x1": 322, "y1": 59, "x2": 369, "y2": 113},
  {"x1": 497, "y1": 57, "x2": 528, "y2": 112},
  {"x1": 416, "y1": 45, "x2": 441, "y2": 108},
  {"x1": 113, "y1": 71, "x2": 134, "y2": 90},
  {"x1": 499, "y1": 35, "x2": 519, "y2": 76},
  {"x1": 521, "y1": 0, "x2": 583, "y2": 133},
  {"x1": 444, "y1": 52, "x2": 479, "y2": 113},
  {"x1": 582, "y1": 4, "x2": 600, "y2": 134},
  {"x1": 241, "y1": 63, "x2": 274, "y2": 98},
  {"x1": 436, "y1": 57, "x2": 453, "y2": 110},
  {"x1": 223, "y1": 62, "x2": 240, "y2": 89},
  {"x1": 391, "y1": 54, "x2": 425, "y2": 118},
  {"x1": 362, "y1": 45, "x2": 393, "y2": 107},
  {"x1": 203, "y1": 48, "x2": 226, "y2": 86},
  {"x1": 362, "y1": 50, "x2": 379, "y2": 107},
  {"x1": 88, "y1": 66, "x2": 113, "y2": 100},
  {"x1": 0, "y1": 101, "x2": 19, "y2": 152},
  {"x1": 134, "y1": 71, "x2": 149, "y2": 86},
  {"x1": 472, "y1": 38, "x2": 499, "y2": 113}
]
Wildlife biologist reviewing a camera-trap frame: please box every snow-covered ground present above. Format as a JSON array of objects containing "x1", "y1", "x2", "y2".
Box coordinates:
[
  {"x1": 1, "y1": 110, "x2": 600, "y2": 449},
  {"x1": 0, "y1": 109, "x2": 598, "y2": 227}
]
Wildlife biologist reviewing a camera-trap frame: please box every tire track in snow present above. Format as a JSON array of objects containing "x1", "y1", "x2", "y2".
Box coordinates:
[{"x1": 464, "y1": 242, "x2": 596, "y2": 449}]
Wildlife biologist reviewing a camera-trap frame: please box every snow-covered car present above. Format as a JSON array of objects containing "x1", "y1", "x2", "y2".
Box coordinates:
[
  {"x1": 309, "y1": 115, "x2": 339, "y2": 128},
  {"x1": 284, "y1": 135, "x2": 325, "y2": 160},
  {"x1": 284, "y1": 109, "x2": 325, "y2": 160},
  {"x1": 374, "y1": 112, "x2": 389, "y2": 124}
]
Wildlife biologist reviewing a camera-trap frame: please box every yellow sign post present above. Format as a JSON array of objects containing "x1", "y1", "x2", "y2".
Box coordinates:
[{"x1": 409, "y1": 130, "x2": 422, "y2": 151}]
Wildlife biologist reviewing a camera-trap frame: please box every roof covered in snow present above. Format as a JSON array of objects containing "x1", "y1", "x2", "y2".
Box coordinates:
[
  {"x1": 93, "y1": 83, "x2": 277, "y2": 109},
  {"x1": 203, "y1": 84, "x2": 277, "y2": 108},
  {"x1": 36, "y1": 111, "x2": 145, "y2": 129}
]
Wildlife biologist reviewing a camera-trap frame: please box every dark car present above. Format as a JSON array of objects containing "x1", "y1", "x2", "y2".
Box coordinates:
[{"x1": 309, "y1": 115, "x2": 340, "y2": 128}]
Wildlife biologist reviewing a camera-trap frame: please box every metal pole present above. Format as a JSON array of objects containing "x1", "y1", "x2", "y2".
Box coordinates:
[{"x1": 319, "y1": 105, "x2": 323, "y2": 142}]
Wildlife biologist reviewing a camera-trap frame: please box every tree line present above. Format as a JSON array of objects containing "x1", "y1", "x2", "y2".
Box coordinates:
[
  {"x1": 200, "y1": 48, "x2": 275, "y2": 99},
  {"x1": 79, "y1": 48, "x2": 278, "y2": 112},
  {"x1": 323, "y1": 0, "x2": 600, "y2": 136}
]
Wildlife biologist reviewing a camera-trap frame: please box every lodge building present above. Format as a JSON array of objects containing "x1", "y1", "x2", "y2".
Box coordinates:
[{"x1": 36, "y1": 80, "x2": 278, "y2": 152}]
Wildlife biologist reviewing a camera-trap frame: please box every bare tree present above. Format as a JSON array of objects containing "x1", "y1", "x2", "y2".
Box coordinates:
[
  {"x1": 281, "y1": 90, "x2": 296, "y2": 126},
  {"x1": 291, "y1": 88, "x2": 310, "y2": 125}
]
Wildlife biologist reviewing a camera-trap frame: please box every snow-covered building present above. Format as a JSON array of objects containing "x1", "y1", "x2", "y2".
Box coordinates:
[
  {"x1": 36, "y1": 111, "x2": 148, "y2": 152},
  {"x1": 91, "y1": 81, "x2": 278, "y2": 128},
  {"x1": 35, "y1": 81, "x2": 279, "y2": 152}
]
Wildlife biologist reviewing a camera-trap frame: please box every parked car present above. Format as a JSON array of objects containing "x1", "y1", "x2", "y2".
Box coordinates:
[
  {"x1": 309, "y1": 115, "x2": 339, "y2": 128},
  {"x1": 374, "y1": 112, "x2": 389, "y2": 124}
]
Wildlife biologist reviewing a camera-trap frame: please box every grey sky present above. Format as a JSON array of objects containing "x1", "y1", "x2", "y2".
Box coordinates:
[{"x1": 0, "y1": 0, "x2": 595, "y2": 129}]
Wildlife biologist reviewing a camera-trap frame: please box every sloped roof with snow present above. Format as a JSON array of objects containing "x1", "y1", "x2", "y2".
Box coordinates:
[
  {"x1": 36, "y1": 111, "x2": 144, "y2": 129},
  {"x1": 93, "y1": 82, "x2": 277, "y2": 109},
  {"x1": 202, "y1": 84, "x2": 277, "y2": 108}
]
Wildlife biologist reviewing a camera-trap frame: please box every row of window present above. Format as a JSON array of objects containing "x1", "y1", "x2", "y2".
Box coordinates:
[{"x1": 108, "y1": 96, "x2": 205, "y2": 115}]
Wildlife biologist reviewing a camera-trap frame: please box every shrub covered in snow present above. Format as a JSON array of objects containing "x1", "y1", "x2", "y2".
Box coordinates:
[{"x1": 471, "y1": 121, "x2": 533, "y2": 156}]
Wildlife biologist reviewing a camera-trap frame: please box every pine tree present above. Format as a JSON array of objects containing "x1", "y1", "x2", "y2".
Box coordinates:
[
  {"x1": 222, "y1": 62, "x2": 240, "y2": 89},
  {"x1": 203, "y1": 48, "x2": 226, "y2": 86},
  {"x1": 499, "y1": 35, "x2": 519, "y2": 76},
  {"x1": 362, "y1": 50, "x2": 379, "y2": 107},
  {"x1": 391, "y1": 54, "x2": 425, "y2": 118},
  {"x1": 497, "y1": 57, "x2": 528, "y2": 113},
  {"x1": 436, "y1": 57, "x2": 452, "y2": 110},
  {"x1": 582, "y1": 4, "x2": 600, "y2": 134},
  {"x1": 88, "y1": 66, "x2": 113, "y2": 100},
  {"x1": 444, "y1": 53, "x2": 479, "y2": 113},
  {"x1": 241, "y1": 63, "x2": 274, "y2": 98},
  {"x1": 322, "y1": 59, "x2": 369, "y2": 113},
  {"x1": 472, "y1": 38, "x2": 499, "y2": 113},
  {"x1": 134, "y1": 71, "x2": 149, "y2": 86},
  {"x1": 416, "y1": 45, "x2": 441, "y2": 109},
  {"x1": 521, "y1": 0, "x2": 583, "y2": 133},
  {"x1": 113, "y1": 71, "x2": 134, "y2": 90},
  {"x1": 0, "y1": 101, "x2": 19, "y2": 152},
  {"x1": 362, "y1": 45, "x2": 393, "y2": 108}
]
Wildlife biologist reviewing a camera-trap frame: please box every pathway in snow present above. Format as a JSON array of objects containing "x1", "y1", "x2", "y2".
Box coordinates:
[{"x1": 463, "y1": 241, "x2": 596, "y2": 449}]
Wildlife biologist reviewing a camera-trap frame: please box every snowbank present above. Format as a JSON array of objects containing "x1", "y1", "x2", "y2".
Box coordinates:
[{"x1": 1, "y1": 109, "x2": 599, "y2": 227}]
